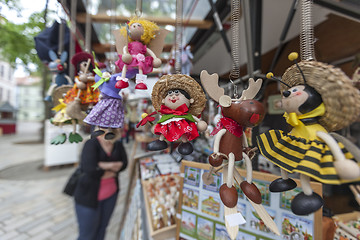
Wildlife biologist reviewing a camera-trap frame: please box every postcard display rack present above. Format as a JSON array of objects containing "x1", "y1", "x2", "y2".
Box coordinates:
[{"x1": 176, "y1": 161, "x2": 322, "y2": 240}]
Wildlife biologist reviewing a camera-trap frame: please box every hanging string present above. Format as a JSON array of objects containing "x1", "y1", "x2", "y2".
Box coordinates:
[
  {"x1": 84, "y1": 0, "x2": 92, "y2": 53},
  {"x1": 57, "y1": 0, "x2": 66, "y2": 55},
  {"x1": 109, "y1": 0, "x2": 116, "y2": 73},
  {"x1": 229, "y1": 0, "x2": 241, "y2": 97},
  {"x1": 135, "y1": 0, "x2": 142, "y2": 17},
  {"x1": 175, "y1": 0, "x2": 183, "y2": 74},
  {"x1": 300, "y1": 0, "x2": 316, "y2": 61},
  {"x1": 69, "y1": 0, "x2": 78, "y2": 78}
]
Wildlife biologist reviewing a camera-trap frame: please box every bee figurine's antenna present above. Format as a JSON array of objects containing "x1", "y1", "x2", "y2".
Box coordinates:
[
  {"x1": 288, "y1": 52, "x2": 308, "y2": 84},
  {"x1": 266, "y1": 72, "x2": 291, "y2": 88}
]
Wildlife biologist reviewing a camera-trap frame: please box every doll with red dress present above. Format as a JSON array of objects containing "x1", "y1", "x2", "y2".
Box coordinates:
[{"x1": 138, "y1": 74, "x2": 207, "y2": 155}]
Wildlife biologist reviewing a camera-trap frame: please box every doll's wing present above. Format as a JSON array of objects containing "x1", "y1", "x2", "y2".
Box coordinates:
[
  {"x1": 113, "y1": 29, "x2": 127, "y2": 54},
  {"x1": 329, "y1": 132, "x2": 360, "y2": 162},
  {"x1": 148, "y1": 28, "x2": 170, "y2": 57}
]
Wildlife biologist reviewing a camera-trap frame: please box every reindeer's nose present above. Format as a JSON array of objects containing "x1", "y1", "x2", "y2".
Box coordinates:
[{"x1": 283, "y1": 90, "x2": 291, "y2": 98}]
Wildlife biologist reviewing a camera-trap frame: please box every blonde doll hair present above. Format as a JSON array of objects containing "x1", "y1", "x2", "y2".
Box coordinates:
[{"x1": 120, "y1": 17, "x2": 159, "y2": 45}]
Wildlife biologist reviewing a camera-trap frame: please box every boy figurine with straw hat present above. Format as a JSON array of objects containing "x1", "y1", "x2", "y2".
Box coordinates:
[
  {"x1": 257, "y1": 52, "x2": 360, "y2": 215},
  {"x1": 137, "y1": 74, "x2": 207, "y2": 155}
]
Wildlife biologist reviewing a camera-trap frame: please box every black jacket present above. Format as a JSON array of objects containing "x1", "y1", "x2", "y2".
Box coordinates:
[{"x1": 74, "y1": 138, "x2": 128, "y2": 208}]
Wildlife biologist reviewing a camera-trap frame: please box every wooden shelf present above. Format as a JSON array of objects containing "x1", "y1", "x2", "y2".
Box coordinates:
[{"x1": 77, "y1": 13, "x2": 213, "y2": 29}]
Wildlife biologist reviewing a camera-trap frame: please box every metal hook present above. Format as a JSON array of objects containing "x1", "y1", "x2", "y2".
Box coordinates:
[
  {"x1": 230, "y1": 79, "x2": 239, "y2": 99},
  {"x1": 135, "y1": 0, "x2": 142, "y2": 17}
]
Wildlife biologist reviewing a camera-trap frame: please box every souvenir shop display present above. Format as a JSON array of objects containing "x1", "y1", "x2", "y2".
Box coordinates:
[
  {"x1": 139, "y1": 74, "x2": 208, "y2": 155},
  {"x1": 176, "y1": 161, "x2": 323, "y2": 240},
  {"x1": 45, "y1": 50, "x2": 72, "y2": 102},
  {"x1": 113, "y1": 17, "x2": 169, "y2": 90},
  {"x1": 142, "y1": 175, "x2": 180, "y2": 232},
  {"x1": 200, "y1": 70, "x2": 279, "y2": 238}
]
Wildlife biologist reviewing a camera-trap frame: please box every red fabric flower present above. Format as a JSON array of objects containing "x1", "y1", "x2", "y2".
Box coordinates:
[{"x1": 136, "y1": 111, "x2": 157, "y2": 128}]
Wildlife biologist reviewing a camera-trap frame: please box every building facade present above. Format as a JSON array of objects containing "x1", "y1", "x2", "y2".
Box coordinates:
[
  {"x1": 0, "y1": 59, "x2": 16, "y2": 107},
  {"x1": 16, "y1": 76, "x2": 44, "y2": 121}
]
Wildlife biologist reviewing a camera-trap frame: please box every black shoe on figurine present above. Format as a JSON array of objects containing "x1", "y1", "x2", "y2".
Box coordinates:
[
  {"x1": 147, "y1": 140, "x2": 168, "y2": 151},
  {"x1": 91, "y1": 130, "x2": 105, "y2": 139},
  {"x1": 269, "y1": 178, "x2": 297, "y2": 192},
  {"x1": 291, "y1": 192, "x2": 323, "y2": 215},
  {"x1": 177, "y1": 142, "x2": 193, "y2": 155},
  {"x1": 104, "y1": 132, "x2": 115, "y2": 140}
]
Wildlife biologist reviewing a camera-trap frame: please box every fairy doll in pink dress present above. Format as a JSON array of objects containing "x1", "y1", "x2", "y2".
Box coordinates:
[{"x1": 114, "y1": 17, "x2": 169, "y2": 90}]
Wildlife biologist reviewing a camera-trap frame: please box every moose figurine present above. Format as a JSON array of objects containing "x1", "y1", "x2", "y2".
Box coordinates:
[{"x1": 200, "y1": 70, "x2": 279, "y2": 239}]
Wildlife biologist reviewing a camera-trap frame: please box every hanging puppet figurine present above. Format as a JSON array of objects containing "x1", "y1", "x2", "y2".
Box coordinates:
[
  {"x1": 84, "y1": 62, "x2": 138, "y2": 140},
  {"x1": 257, "y1": 52, "x2": 360, "y2": 215},
  {"x1": 114, "y1": 17, "x2": 169, "y2": 90},
  {"x1": 49, "y1": 52, "x2": 99, "y2": 144},
  {"x1": 63, "y1": 51, "x2": 99, "y2": 113},
  {"x1": 137, "y1": 74, "x2": 207, "y2": 155},
  {"x1": 44, "y1": 50, "x2": 72, "y2": 102},
  {"x1": 200, "y1": 71, "x2": 279, "y2": 238}
]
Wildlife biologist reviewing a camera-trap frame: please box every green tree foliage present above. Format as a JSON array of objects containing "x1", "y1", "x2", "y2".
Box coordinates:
[{"x1": 0, "y1": 5, "x2": 46, "y2": 74}]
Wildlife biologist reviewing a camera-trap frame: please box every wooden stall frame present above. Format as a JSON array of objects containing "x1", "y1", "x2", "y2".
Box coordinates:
[{"x1": 176, "y1": 160, "x2": 323, "y2": 240}]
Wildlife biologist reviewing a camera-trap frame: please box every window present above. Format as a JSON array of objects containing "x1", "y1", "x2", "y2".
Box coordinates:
[
  {"x1": 0, "y1": 87, "x2": 2, "y2": 101},
  {"x1": 7, "y1": 90, "x2": 11, "y2": 102},
  {"x1": 8, "y1": 68, "x2": 12, "y2": 80},
  {"x1": 0, "y1": 65, "x2": 4, "y2": 78}
]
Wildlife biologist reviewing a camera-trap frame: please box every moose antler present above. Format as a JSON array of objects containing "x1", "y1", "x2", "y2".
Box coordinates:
[
  {"x1": 200, "y1": 70, "x2": 225, "y2": 103},
  {"x1": 239, "y1": 78, "x2": 263, "y2": 100}
]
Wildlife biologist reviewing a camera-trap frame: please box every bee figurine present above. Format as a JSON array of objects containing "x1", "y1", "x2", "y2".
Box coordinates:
[{"x1": 257, "y1": 52, "x2": 360, "y2": 215}]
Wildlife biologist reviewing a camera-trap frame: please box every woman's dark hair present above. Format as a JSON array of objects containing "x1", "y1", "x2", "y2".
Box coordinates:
[
  {"x1": 298, "y1": 85, "x2": 323, "y2": 114},
  {"x1": 167, "y1": 89, "x2": 191, "y2": 99}
]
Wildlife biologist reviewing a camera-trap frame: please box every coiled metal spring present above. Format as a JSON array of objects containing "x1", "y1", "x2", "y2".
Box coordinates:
[
  {"x1": 230, "y1": 0, "x2": 241, "y2": 80},
  {"x1": 175, "y1": 0, "x2": 183, "y2": 74},
  {"x1": 300, "y1": 0, "x2": 316, "y2": 61}
]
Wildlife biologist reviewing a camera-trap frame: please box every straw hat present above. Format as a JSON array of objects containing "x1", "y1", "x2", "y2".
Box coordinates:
[
  {"x1": 281, "y1": 60, "x2": 360, "y2": 132},
  {"x1": 152, "y1": 74, "x2": 207, "y2": 116}
]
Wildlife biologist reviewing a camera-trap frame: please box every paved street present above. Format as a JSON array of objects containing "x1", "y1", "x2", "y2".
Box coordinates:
[{"x1": 0, "y1": 121, "x2": 132, "y2": 240}]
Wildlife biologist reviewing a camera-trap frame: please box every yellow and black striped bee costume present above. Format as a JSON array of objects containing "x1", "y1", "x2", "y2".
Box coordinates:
[{"x1": 257, "y1": 103, "x2": 360, "y2": 185}]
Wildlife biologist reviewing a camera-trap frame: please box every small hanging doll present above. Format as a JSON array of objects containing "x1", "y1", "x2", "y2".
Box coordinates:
[
  {"x1": 84, "y1": 64, "x2": 138, "y2": 139},
  {"x1": 63, "y1": 52, "x2": 99, "y2": 112},
  {"x1": 49, "y1": 52, "x2": 100, "y2": 144},
  {"x1": 113, "y1": 17, "x2": 169, "y2": 90},
  {"x1": 137, "y1": 74, "x2": 207, "y2": 155},
  {"x1": 45, "y1": 50, "x2": 72, "y2": 102},
  {"x1": 257, "y1": 53, "x2": 360, "y2": 215},
  {"x1": 181, "y1": 45, "x2": 193, "y2": 76}
]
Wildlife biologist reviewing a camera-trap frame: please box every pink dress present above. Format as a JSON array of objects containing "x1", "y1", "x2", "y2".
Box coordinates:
[{"x1": 115, "y1": 41, "x2": 154, "y2": 74}]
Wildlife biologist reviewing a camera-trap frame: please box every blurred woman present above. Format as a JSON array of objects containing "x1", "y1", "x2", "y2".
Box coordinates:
[{"x1": 73, "y1": 128, "x2": 127, "y2": 240}]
